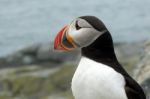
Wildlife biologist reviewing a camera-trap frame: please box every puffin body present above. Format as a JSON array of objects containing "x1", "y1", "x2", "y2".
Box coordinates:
[
  {"x1": 72, "y1": 57, "x2": 127, "y2": 99},
  {"x1": 54, "y1": 16, "x2": 146, "y2": 99}
]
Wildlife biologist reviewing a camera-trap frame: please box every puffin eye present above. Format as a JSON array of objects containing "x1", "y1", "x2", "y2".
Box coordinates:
[{"x1": 75, "y1": 21, "x2": 82, "y2": 30}]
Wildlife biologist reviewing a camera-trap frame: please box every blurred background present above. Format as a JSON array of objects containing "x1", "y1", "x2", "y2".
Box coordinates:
[{"x1": 0, "y1": 0, "x2": 150, "y2": 99}]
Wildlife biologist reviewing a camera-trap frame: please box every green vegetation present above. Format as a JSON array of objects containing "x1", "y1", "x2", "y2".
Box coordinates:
[{"x1": 0, "y1": 64, "x2": 76, "y2": 99}]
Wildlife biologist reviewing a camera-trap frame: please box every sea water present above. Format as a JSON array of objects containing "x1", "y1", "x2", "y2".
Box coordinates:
[{"x1": 0, "y1": 0, "x2": 150, "y2": 57}]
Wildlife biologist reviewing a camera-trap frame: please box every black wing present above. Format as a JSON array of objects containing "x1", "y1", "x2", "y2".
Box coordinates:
[
  {"x1": 124, "y1": 76, "x2": 146, "y2": 99},
  {"x1": 113, "y1": 63, "x2": 146, "y2": 99}
]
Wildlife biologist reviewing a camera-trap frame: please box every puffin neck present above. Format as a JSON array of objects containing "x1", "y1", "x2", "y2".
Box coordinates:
[{"x1": 81, "y1": 31, "x2": 119, "y2": 66}]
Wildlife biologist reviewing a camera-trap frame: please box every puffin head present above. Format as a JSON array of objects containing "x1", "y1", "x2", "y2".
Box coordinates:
[{"x1": 54, "y1": 16, "x2": 108, "y2": 51}]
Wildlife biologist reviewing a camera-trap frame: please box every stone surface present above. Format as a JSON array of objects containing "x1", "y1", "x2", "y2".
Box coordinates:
[
  {"x1": 0, "y1": 43, "x2": 80, "y2": 67},
  {"x1": 0, "y1": 64, "x2": 76, "y2": 99},
  {"x1": 0, "y1": 41, "x2": 150, "y2": 98},
  {"x1": 141, "y1": 78, "x2": 150, "y2": 99}
]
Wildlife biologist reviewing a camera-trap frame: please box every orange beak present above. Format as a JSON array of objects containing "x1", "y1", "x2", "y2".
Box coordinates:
[{"x1": 54, "y1": 25, "x2": 78, "y2": 51}]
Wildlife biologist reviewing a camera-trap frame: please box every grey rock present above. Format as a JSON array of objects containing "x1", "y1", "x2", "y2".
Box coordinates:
[
  {"x1": 133, "y1": 41, "x2": 150, "y2": 83},
  {"x1": 0, "y1": 40, "x2": 150, "y2": 98},
  {"x1": 21, "y1": 43, "x2": 41, "y2": 55},
  {"x1": 115, "y1": 42, "x2": 144, "y2": 75},
  {"x1": 141, "y1": 78, "x2": 150, "y2": 99},
  {"x1": 131, "y1": 40, "x2": 150, "y2": 98},
  {"x1": 0, "y1": 42, "x2": 80, "y2": 67},
  {"x1": 36, "y1": 42, "x2": 80, "y2": 63},
  {"x1": 22, "y1": 55, "x2": 35, "y2": 64}
]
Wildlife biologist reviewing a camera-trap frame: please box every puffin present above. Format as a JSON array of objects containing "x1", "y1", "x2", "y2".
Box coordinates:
[{"x1": 54, "y1": 16, "x2": 146, "y2": 99}]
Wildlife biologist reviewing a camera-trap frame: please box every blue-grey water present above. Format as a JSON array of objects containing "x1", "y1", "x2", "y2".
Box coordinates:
[{"x1": 0, "y1": 0, "x2": 150, "y2": 57}]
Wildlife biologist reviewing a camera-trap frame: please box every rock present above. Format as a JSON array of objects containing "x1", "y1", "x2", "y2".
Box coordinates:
[
  {"x1": 36, "y1": 43, "x2": 80, "y2": 63},
  {"x1": 115, "y1": 42, "x2": 144, "y2": 75},
  {"x1": 0, "y1": 41, "x2": 142, "y2": 68},
  {"x1": 114, "y1": 41, "x2": 150, "y2": 98},
  {"x1": 21, "y1": 43, "x2": 40, "y2": 55},
  {"x1": 0, "y1": 43, "x2": 80, "y2": 67},
  {"x1": 0, "y1": 64, "x2": 75, "y2": 99},
  {"x1": 22, "y1": 55, "x2": 35, "y2": 64},
  {"x1": 141, "y1": 78, "x2": 150, "y2": 99},
  {"x1": 133, "y1": 41, "x2": 150, "y2": 83},
  {"x1": 131, "y1": 40, "x2": 150, "y2": 98},
  {"x1": 0, "y1": 40, "x2": 150, "y2": 98}
]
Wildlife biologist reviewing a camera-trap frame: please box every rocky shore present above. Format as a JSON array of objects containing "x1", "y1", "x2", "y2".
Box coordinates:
[{"x1": 0, "y1": 40, "x2": 150, "y2": 99}]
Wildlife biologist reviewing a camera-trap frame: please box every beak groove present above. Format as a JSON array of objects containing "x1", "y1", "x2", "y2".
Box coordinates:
[
  {"x1": 54, "y1": 25, "x2": 78, "y2": 51},
  {"x1": 54, "y1": 26, "x2": 67, "y2": 50}
]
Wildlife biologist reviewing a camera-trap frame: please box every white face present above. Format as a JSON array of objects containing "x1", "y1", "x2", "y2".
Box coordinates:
[{"x1": 67, "y1": 18, "x2": 107, "y2": 47}]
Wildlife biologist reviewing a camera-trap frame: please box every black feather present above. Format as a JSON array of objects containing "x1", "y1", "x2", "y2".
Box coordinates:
[{"x1": 81, "y1": 16, "x2": 146, "y2": 99}]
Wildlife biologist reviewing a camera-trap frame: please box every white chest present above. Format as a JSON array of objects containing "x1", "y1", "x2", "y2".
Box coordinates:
[{"x1": 71, "y1": 57, "x2": 128, "y2": 99}]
